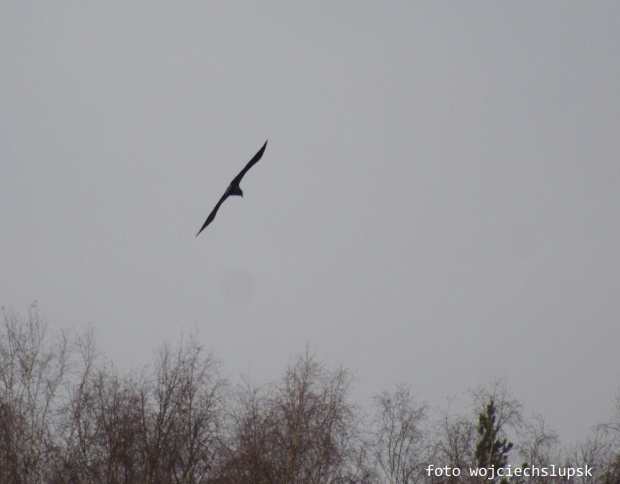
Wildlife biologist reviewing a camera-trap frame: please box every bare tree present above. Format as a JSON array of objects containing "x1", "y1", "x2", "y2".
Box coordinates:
[
  {"x1": 469, "y1": 381, "x2": 523, "y2": 448},
  {"x1": 216, "y1": 378, "x2": 278, "y2": 483},
  {"x1": 53, "y1": 326, "x2": 99, "y2": 482},
  {"x1": 270, "y1": 348, "x2": 371, "y2": 483},
  {"x1": 570, "y1": 391, "x2": 620, "y2": 484},
  {"x1": 53, "y1": 331, "x2": 226, "y2": 484},
  {"x1": 143, "y1": 333, "x2": 226, "y2": 483},
  {"x1": 4, "y1": 304, "x2": 620, "y2": 484},
  {"x1": 430, "y1": 397, "x2": 479, "y2": 484},
  {"x1": 218, "y1": 347, "x2": 372, "y2": 483},
  {"x1": 428, "y1": 381, "x2": 523, "y2": 484},
  {"x1": 371, "y1": 384, "x2": 427, "y2": 483},
  {"x1": 567, "y1": 431, "x2": 615, "y2": 484},
  {"x1": 54, "y1": 360, "x2": 146, "y2": 484},
  {"x1": 514, "y1": 413, "x2": 562, "y2": 484},
  {"x1": 0, "y1": 303, "x2": 70, "y2": 484}
]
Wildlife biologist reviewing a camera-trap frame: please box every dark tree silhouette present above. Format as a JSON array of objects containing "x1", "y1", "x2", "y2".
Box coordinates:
[{"x1": 475, "y1": 399, "x2": 513, "y2": 483}]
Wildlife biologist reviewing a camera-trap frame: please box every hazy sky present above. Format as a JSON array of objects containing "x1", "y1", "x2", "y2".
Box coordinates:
[{"x1": 2, "y1": 3, "x2": 619, "y2": 444}]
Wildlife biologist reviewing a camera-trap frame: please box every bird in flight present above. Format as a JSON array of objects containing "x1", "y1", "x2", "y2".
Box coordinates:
[{"x1": 196, "y1": 140, "x2": 268, "y2": 237}]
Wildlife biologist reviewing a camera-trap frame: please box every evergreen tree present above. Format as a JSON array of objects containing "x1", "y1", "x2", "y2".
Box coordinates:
[{"x1": 475, "y1": 399, "x2": 513, "y2": 483}]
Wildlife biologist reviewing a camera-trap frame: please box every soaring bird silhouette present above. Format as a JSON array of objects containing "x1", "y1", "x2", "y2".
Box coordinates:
[{"x1": 196, "y1": 140, "x2": 268, "y2": 237}]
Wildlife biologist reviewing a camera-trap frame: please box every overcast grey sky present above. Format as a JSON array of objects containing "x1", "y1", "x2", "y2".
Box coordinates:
[{"x1": 2, "y1": 2, "x2": 619, "y2": 443}]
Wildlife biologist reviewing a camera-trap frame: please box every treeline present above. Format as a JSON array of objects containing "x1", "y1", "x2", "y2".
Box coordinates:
[{"x1": 0, "y1": 305, "x2": 618, "y2": 484}]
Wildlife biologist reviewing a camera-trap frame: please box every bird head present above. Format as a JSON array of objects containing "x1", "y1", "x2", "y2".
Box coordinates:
[{"x1": 229, "y1": 185, "x2": 243, "y2": 197}]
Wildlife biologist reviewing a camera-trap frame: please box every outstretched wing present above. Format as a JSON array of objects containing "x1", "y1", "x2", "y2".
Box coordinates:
[
  {"x1": 195, "y1": 140, "x2": 268, "y2": 237},
  {"x1": 196, "y1": 191, "x2": 230, "y2": 237},
  {"x1": 230, "y1": 140, "x2": 268, "y2": 187}
]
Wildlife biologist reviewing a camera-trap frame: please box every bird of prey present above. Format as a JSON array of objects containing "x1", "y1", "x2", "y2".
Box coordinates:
[{"x1": 196, "y1": 140, "x2": 268, "y2": 237}]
